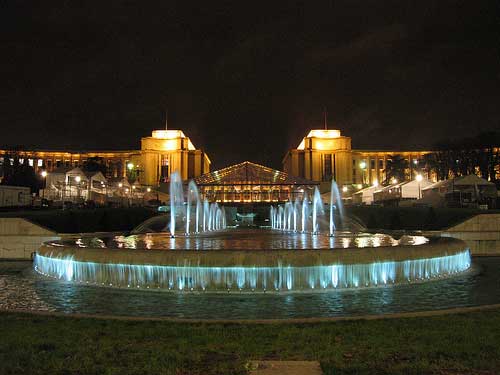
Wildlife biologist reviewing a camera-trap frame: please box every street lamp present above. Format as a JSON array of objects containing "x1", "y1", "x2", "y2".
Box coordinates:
[
  {"x1": 40, "y1": 171, "x2": 48, "y2": 199},
  {"x1": 75, "y1": 175, "x2": 81, "y2": 201},
  {"x1": 127, "y1": 163, "x2": 134, "y2": 171},
  {"x1": 416, "y1": 174, "x2": 423, "y2": 199},
  {"x1": 359, "y1": 161, "x2": 367, "y2": 185}
]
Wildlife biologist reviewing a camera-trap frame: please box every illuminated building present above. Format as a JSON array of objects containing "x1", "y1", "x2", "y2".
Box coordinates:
[
  {"x1": 140, "y1": 130, "x2": 210, "y2": 185},
  {"x1": 0, "y1": 129, "x2": 210, "y2": 187},
  {"x1": 283, "y1": 129, "x2": 431, "y2": 187}
]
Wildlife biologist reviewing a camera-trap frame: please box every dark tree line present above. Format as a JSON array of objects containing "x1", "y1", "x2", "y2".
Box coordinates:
[
  {"x1": 1, "y1": 153, "x2": 41, "y2": 193},
  {"x1": 383, "y1": 131, "x2": 500, "y2": 184},
  {"x1": 425, "y1": 131, "x2": 500, "y2": 182}
]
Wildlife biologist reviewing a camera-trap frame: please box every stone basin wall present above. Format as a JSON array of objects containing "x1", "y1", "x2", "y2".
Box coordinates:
[
  {"x1": 0, "y1": 218, "x2": 59, "y2": 259},
  {"x1": 441, "y1": 214, "x2": 500, "y2": 256},
  {"x1": 38, "y1": 236, "x2": 467, "y2": 267}
]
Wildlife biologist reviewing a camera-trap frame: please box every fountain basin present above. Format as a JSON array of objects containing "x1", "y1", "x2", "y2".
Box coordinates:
[{"x1": 35, "y1": 232, "x2": 470, "y2": 292}]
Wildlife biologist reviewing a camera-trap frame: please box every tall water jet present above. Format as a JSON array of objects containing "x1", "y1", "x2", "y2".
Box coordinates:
[
  {"x1": 311, "y1": 187, "x2": 324, "y2": 234},
  {"x1": 294, "y1": 198, "x2": 300, "y2": 232},
  {"x1": 186, "y1": 180, "x2": 200, "y2": 235},
  {"x1": 169, "y1": 172, "x2": 184, "y2": 237},
  {"x1": 301, "y1": 193, "x2": 308, "y2": 232},
  {"x1": 203, "y1": 200, "x2": 209, "y2": 231},
  {"x1": 196, "y1": 200, "x2": 201, "y2": 233},
  {"x1": 329, "y1": 179, "x2": 345, "y2": 236}
]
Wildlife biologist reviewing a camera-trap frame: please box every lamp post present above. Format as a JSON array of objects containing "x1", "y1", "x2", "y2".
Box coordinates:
[
  {"x1": 40, "y1": 170, "x2": 47, "y2": 199},
  {"x1": 359, "y1": 161, "x2": 367, "y2": 185},
  {"x1": 144, "y1": 187, "x2": 151, "y2": 206},
  {"x1": 75, "y1": 175, "x2": 81, "y2": 201},
  {"x1": 118, "y1": 182, "x2": 123, "y2": 207},
  {"x1": 416, "y1": 174, "x2": 423, "y2": 199},
  {"x1": 127, "y1": 162, "x2": 134, "y2": 181},
  {"x1": 101, "y1": 181, "x2": 107, "y2": 205}
]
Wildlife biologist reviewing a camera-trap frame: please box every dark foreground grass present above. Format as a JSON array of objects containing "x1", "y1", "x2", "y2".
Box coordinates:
[{"x1": 1, "y1": 310, "x2": 500, "y2": 375}]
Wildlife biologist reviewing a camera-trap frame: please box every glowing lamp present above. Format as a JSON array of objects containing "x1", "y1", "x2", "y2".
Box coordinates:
[
  {"x1": 41, "y1": 171, "x2": 48, "y2": 178},
  {"x1": 373, "y1": 180, "x2": 379, "y2": 187},
  {"x1": 147, "y1": 187, "x2": 151, "y2": 193},
  {"x1": 416, "y1": 174, "x2": 423, "y2": 182},
  {"x1": 342, "y1": 186, "x2": 348, "y2": 193},
  {"x1": 391, "y1": 178, "x2": 398, "y2": 184},
  {"x1": 118, "y1": 183, "x2": 123, "y2": 188},
  {"x1": 359, "y1": 161, "x2": 366, "y2": 169},
  {"x1": 127, "y1": 163, "x2": 134, "y2": 170},
  {"x1": 75, "y1": 176, "x2": 81, "y2": 183}
]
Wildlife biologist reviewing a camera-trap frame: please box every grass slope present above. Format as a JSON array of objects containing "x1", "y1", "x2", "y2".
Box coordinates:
[{"x1": 1, "y1": 310, "x2": 500, "y2": 374}]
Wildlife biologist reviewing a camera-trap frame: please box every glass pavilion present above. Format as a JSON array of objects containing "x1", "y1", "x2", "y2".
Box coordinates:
[{"x1": 193, "y1": 161, "x2": 318, "y2": 204}]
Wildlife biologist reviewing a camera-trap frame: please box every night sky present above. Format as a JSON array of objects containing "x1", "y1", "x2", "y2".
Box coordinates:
[{"x1": 1, "y1": 1, "x2": 499, "y2": 169}]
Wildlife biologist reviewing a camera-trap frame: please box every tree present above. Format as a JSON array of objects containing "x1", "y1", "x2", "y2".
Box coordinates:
[
  {"x1": 429, "y1": 132, "x2": 500, "y2": 182},
  {"x1": 384, "y1": 155, "x2": 408, "y2": 184},
  {"x1": 1, "y1": 153, "x2": 41, "y2": 193},
  {"x1": 83, "y1": 157, "x2": 107, "y2": 175}
]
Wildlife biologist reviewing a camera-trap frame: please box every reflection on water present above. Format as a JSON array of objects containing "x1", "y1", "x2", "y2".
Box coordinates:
[
  {"x1": 2, "y1": 258, "x2": 500, "y2": 320},
  {"x1": 53, "y1": 229, "x2": 427, "y2": 251}
]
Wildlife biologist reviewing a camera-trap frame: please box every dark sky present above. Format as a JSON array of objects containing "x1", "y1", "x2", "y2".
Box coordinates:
[{"x1": 1, "y1": 1, "x2": 499, "y2": 169}]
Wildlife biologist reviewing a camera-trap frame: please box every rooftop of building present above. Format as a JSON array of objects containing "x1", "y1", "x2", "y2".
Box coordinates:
[{"x1": 194, "y1": 161, "x2": 317, "y2": 186}]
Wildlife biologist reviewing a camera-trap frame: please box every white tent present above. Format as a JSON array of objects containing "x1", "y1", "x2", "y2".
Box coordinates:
[
  {"x1": 352, "y1": 185, "x2": 380, "y2": 205},
  {"x1": 399, "y1": 178, "x2": 433, "y2": 199}
]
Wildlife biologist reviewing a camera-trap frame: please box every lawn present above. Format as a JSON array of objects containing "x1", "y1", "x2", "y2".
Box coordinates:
[{"x1": 1, "y1": 309, "x2": 500, "y2": 375}]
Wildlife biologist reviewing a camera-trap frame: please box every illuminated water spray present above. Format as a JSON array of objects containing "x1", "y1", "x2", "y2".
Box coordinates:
[
  {"x1": 169, "y1": 172, "x2": 227, "y2": 237},
  {"x1": 271, "y1": 179, "x2": 344, "y2": 236}
]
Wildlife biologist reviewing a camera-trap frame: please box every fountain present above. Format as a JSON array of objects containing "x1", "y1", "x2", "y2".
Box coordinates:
[
  {"x1": 162, "y1": 172, "x2": 228, "y2": 237},
  {"x1": 34, "y1": 176, "x2": 471, "y2": 294}
]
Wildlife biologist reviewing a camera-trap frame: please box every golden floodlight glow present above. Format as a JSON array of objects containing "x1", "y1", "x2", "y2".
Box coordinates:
[
  {"x1": 306, "y1": 129, "x2": 341, "y2": 139},
  {"x1": 162, "y1": 139, "x2": 179, "y2": 151},
  {"x1": 297, "y1": 129, "x2": 342, "y2": 149},
  {"x1": 151, "y1": 130, "x2": 186, "y2": 139}
]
